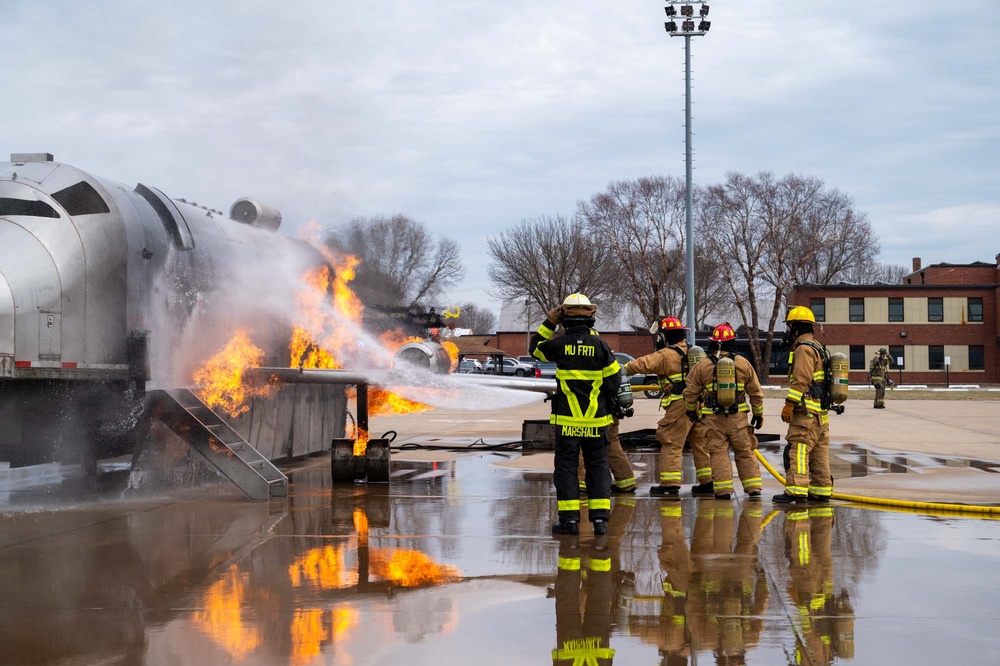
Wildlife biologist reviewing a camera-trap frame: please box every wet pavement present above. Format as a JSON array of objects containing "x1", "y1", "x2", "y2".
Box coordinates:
[{"x1": 2, "y1": 442, "x2": 1000, "y2": 666}]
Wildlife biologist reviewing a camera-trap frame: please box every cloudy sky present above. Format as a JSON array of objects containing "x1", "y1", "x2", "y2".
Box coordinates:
[{"x1": 2, "y1": 1, "x2": 997, "y2": 315}]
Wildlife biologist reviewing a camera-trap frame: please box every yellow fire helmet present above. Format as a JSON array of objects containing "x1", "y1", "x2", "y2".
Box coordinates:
[{"x1": 785, "y1": 305, "x2": 816, "y2": 324}]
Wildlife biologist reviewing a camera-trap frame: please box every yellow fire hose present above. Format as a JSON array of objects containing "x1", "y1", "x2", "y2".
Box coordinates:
[{"x1": 754, "y1": 449, "x2": 1000, "y2": 516}]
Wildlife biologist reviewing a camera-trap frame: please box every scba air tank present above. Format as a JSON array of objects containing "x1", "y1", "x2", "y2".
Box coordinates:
[
  {"x1": 829, "y1": 352, "x2": 850, "y2": 405},
  {"x1": 616, "y1": 366, "x2": 634, "y2": 411},
  {"x1": 687, "y1": 345, "x2": 706, "y2": 372},
  {"x1": 715, "y1": 356, "x2": 737, "y2": 409}
]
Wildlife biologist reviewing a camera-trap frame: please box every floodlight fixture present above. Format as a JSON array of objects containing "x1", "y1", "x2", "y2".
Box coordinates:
[
  {"x1": 700, "y1": 5, "x2": 710, "y2": 17},
  {"x1": 680, "y1": 5, "x2": 694, "y2": 17},
  {"x1": 682, "y1": 19, "x2": 695, "y2": 32},
  {"x1": 665, "y1": 6, "x2": 677, "y2": 17},
  {"x1": 665, "y1": 21, "x2": 678, "y2": 33},
  {"x1": 699, "y1": 20, "x2": 711, "y2": 32}
]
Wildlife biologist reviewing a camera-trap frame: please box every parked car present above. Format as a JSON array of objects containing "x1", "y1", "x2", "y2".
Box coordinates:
[
  {"x1": 457, "y1": 358, "x2": 482, "y2": 374},
  {"x1": 483, "y1": 357, "x2": 538, "y2": 377},
  {"x1": 516, "y1": 355, "x2": 541, "y2": 370},
  {"x1": 614, "y1": 352, "x2": 662, "y2": 399},
  {"x1": 537, "y1": 362, "x2": 557, "y2": 379}
]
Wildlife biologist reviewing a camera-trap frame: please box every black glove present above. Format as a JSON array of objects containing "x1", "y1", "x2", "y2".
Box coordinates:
[
  {"x1": 750, "y1": 414, "x2": 764, "y2": 430},
  {"x1": 686, "y1": 409, "x2": 700, "y2": 423}
]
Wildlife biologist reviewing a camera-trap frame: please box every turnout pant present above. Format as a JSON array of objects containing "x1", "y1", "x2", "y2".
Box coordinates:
[
  {"x1": 555, "y1": 431, "x2": 610, "y2": 524},
  {"x1": 655, "y1": 401, "x2": 690, "y2": 487},
  {"x1": 702, "y1": 413, "x2": 762, "y2": 497},
  {"x1": 873, "y1": 379, "x2": 886, "y2": 407},
  {"x1": 783, "y1": 412, "x2": 832, "y2": 498},
  {"x1": 578, "y1": 418, "x2": 636, "y2": 491}
]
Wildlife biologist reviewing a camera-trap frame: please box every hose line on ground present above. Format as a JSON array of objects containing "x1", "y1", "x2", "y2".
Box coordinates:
[{"x1": 754, "y1": 449, "x2": 1000, "y2": 516}]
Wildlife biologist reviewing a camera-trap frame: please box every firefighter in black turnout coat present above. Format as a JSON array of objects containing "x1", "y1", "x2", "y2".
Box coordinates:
[{"x1": 531, "y1": 294, "x2": 621, "y2": 536}]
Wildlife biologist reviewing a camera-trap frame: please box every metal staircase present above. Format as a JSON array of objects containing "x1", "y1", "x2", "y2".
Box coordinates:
[{"x1": 154, "y1": 388, "x2": 288, "y2": 501}]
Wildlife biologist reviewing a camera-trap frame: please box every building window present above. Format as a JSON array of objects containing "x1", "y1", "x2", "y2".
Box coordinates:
[
  {"x1": 929, "y1": 345, "x2": 944, "y2": 370},
  {"x1": 928, "y1": 298, "x2": 944, "y2": 322},
  {"x1": 888, "y1": 298, "x2": 904, "y2": 322},
  {"x1": 849, "y1": 298, "x2": 865, "y2": 322},
  {"x1": 969, "y1": 345, "x2": 985, "y2": 370},
  {"x1": 889, "y1": 345, "x2": 905, "y2": 369},
  {"x1": 968, "y1": 297, "x2": 983, "y2": 323},
  {"x1": 810, "y1": 298, "x2": 826, "y2": 323},
  {"x1": 850, "y1": 345, "x2": 866, "y2": 370}
]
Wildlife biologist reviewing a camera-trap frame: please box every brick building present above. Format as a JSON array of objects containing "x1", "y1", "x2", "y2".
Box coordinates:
[{"x1": 790, "y1": 254, "x2": 1000, "y2": 385}]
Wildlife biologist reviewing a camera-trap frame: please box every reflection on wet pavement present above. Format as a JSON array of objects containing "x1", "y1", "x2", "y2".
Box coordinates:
[{"x1": 1, "y1": 448, "x2": 999, "y2": 665}]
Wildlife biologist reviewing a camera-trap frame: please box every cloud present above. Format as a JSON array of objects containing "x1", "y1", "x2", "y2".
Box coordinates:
[
  {"x1": 0, "y1": 0, "x2": 997, "y2": 312},
  {"x1": 877, "y1": 204, "x2": 1000, "y2": 265}
]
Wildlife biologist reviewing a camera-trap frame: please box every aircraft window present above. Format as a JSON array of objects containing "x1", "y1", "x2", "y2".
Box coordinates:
[
  {"x1": 51, "y1": 181, "x2": 110, "y2": 216},
  {"x1": 0, "y1": 198, "x2": 60, "y2": 218}
]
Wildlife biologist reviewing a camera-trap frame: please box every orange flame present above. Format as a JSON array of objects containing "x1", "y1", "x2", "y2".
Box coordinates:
[
  {"x1": 193, "y1": 331, "x2": 275, "y2": 417},
  {"x1": 290, "y1": 260, "x2": 363, "y2": 369},
  {"x1": 379, "y1": 328, "x2": 422, "y2": 352},
  {"x1": 441, "y1": 340, "x2": 459, "y2": 372},
  {"x1": 193, "y1": 565, "x2": 263, "y2": 659},
  {"x1": 288, "y1": 544, "x2": 357, "y2": 590},
  {"x1": 371, "y1": 549, "x2": 461, "y2": 588}
]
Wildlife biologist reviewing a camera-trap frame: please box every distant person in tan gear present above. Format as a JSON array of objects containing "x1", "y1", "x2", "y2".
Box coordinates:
[{"x1": 868, "y1": 348, "x2": 893, "y2": 409}]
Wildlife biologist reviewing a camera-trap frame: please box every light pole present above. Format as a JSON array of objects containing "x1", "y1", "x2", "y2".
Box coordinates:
[
  {"x1": 524, "y1": 297, "x2": 531, "y2": 355},
  {"x1": 664, "y1": 2, "x2": 711, "y2": 345}
]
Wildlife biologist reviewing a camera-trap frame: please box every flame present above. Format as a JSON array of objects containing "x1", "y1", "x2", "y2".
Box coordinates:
[
  {"x1": 193, "y1": 565, "x2": 263, "y2": 659},
  {"x1": 290, "y1": 261, "x2": 363, "y2": 369},
  {"x1": 193, "y1": 331, "x2": 275, "y2": 417},
  {"x1": 371, "y1": 549, "x2": 461, "y2": 588},
  {"x1": 441, "y1": 340, "x2": 459, "y2": 372},
  {"x1": 290, "y1": 611, "x2": 328, "y2": 666},
  {"x1": 289, "y1": 608, "x2": 359, "y2": 666},
  {"x1": 354, "y1": 428, "x2": 369, "y2": 457},
  {"x1": 378, "y1": 328, "x2": 422, "y2": 352},
  {"x1": 288, "y1": 544, "x2": 357, "y2": 590}
]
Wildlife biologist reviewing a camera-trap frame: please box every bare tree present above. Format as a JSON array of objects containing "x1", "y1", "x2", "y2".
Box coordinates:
[
  {"x1": 486, "y1": 215, "x2": 623, "y2": 316},
  {"x1": 840, "y1": 261, "x2": 910, "y2": 285},
  {"x1": 703, "y1": 172, "x2": 873, "y2": 382},
  {"x1": 452, "y1": 302, "x2": 497, "y2": 334},
  {"x1": 577, "y1": 176, "x2": 686, "y2": 325},
  {"x1": 325, "y1": 215, "x2": 465, "y2": 307},
  {"x1": 577, "y1": 176, "x2": 730, "y2": 330}
]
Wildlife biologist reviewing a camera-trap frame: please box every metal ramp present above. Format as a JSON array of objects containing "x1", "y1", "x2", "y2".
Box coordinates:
[{"x1": 154, "y1": 388, "x2": 288, "y2": 501}]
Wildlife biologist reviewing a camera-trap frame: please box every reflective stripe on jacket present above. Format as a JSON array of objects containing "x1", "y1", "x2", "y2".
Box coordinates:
[{"x1": 530, "y1": 324, "x2": 620, "y2": 429}]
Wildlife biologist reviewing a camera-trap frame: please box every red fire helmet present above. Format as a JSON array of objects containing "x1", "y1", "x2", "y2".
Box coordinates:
[
  {"x1": 711, "y1": 323, "x2": 737, "y2": 342},
  {"x1": 659, "y1": 316, "x2": 689, "y2": 331}
]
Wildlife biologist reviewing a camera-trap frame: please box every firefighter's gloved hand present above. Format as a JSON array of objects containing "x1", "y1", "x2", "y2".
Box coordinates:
[
  {"x1": 780, "y1": 402, "x2": 795, "y2": 423},
  {"x1": 686, "y1": 408, "x2": 701, "y2": 423},
  {"x1": 546, "y1": 306, "x2": 563, "y2": 325},
  {"x1": 750, "y1": 414, "x2": 764, "y2": 430}
]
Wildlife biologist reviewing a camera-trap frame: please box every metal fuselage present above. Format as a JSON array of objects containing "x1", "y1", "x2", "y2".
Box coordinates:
[{"x1": 0, "y1": 156, "x2": 324, "y2": 466}]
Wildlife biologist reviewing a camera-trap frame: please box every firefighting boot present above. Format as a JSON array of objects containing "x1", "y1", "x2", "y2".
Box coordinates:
[
  {"x1": 772, "y1": 493, "x2": 808, "y2": 505},
  {"x1": 747, "y1": 490, "x2": 762, "y2": 499},
  {"x1": 552, "y1": 520, "x2": 580, "y2": 535},
  {"x1": 807, "y1": 494, "x2": 830, "y2": 503},
  {"x1": 690, "y1": 482, "x2": 714, "y2": 495},
  {"x1": 649, "y1": 485, "x2": 680, "y2": 496},
  {"x1": 593, "y1": 519, "x2": 608, "y2": 535}
]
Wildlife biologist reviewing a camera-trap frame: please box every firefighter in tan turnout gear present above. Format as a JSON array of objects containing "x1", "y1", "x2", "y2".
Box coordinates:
[
  {"x1": 530, "y1": 294, "x2": 621, "y2": 535},
  {"x1": 622, "y1": 317, "x2": 713, "y2": 496},
  {"x1": 868, "y1": 348, "x2": 893, "y2": 409},
  {"x1": 682, "y1": 323, "x2": 765, "y2": 499},
  {"x1": 773, "y1": 306, "x2": 843, "y2": 504}
]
